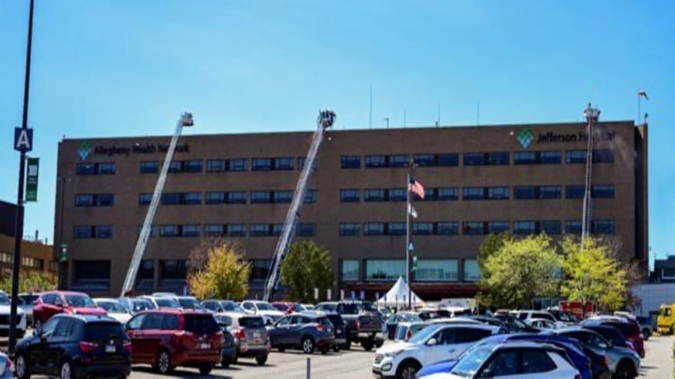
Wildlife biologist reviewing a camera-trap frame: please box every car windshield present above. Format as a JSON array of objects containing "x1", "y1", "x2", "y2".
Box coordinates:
[
  {"x1": 402, "y1": 313, "x2": 422, "y2": 322},
  {"x1": 255, "y1": 302, "x2": 276, "y2": 311},
  {"x1": 450, "y1": 347, "x2": 493, "y2": 377},
  {"x1": 131, "y1": 300, "x2": 156, "y2": 311},
  {"x1": 155, "y1": 298, "x2": 180, "y2": 308},
  {"x1": 65, "y1": 295, "x2": 96, "y2": 307},
  {"x1": 409, "y1": 324, "x2": 441, "y2": 344},
  {"x1": 178, "y1": 298, "x2": 201, "y2": 309},
  {"x1": 215, "y1": 315, "x2": 233, "y2": 326},
  {"x1": 220, "y1": 302, "x2": 244, "y2": 312},
  {"x1": 0, "y1": 293, "x2": 9, "y2": 305},
  {"x1": 184, "y1": 315, "x2": 219, "y2": 334},
  {"x1": 97, "y1": 301, "x2": 127, "y2": 313}
]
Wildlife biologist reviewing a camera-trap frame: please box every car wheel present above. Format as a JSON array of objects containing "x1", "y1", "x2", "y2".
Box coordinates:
[
  {"x1": 256, "y1": 354, "x2": 268, "y2": 366},
  {"x1": 60, "y1": 361, "x2": 73, "y2": 379},
  {"x1": 198, "y1": 364, "x2": 213, "y2": 375},
  {"x1": 221, "y1": 357, "x2": 231, "y2": 368},
  {"x1": 155, "y1": 350, "x2": 173, "y2": 374},
  {"x1": 332, "y1": 345, "x2": 340, "y2": 353},
  {"x1": 396, "y1": 361, "x2": 421, "y2": 379},
  {"x1": 375, "y1": 339, "x2": 384, "y2": 348},
  {"x1": 302, "y1": 337, "x2": 315, "y2": 354},
  {"x1": 361, "y1": 339, "x2": 374, "y2": 352},
  {"x1": 15, "y1": 354, "x2": 29, "y2": 379},
  {"x1": 614, "y1": 361, "x2": 635, "y2": 379},
  {"x1": 320, "y1": 347, "x2": 328, "y2": 355}
]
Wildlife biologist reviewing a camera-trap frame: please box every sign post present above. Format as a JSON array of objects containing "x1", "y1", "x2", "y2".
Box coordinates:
[{"x1": 25, "y1": 157, "x2": 39, "y2": 202}]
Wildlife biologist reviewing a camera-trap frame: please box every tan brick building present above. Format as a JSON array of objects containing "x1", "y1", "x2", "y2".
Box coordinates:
[{"x1": 53, "y1": 120, "x2": 648, "y2": 300}]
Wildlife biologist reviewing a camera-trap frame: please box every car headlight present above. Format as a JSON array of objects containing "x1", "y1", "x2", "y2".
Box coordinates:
[{"x1": 384, "y1": 350, "x2": 404, "y2": 358}]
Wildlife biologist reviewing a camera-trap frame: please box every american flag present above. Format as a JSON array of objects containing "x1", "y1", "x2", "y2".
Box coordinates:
[{"x1": 408, "y1": 175, "x2": 425, "y2": 199}]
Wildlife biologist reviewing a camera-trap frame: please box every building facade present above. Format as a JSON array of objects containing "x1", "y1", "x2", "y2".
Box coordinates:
[{"x1": 53, "y1": 121, "x2": 648, "y2": 299}]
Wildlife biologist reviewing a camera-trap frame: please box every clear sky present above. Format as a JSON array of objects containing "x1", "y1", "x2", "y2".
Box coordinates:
[{"x1": 1, "y1": 1, "x2": 673, "y2": 267}]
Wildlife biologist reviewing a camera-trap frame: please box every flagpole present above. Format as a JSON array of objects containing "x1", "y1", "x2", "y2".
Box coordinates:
[{"x1": 406, "y1": 162, "x2": 413, "y2": 310}]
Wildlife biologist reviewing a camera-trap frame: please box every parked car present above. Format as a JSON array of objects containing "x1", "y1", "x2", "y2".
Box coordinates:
[
  {"x1": 493, "y1": 314, "x2": 540, "y2": 333},
  {"x1": 15, "y1": 314, "x2": 132, "y2": 379},
  {"x1": 0, "y1": 352, "x2": 12, "y2": 379},
  {"x1": 635, "y1": 316, "x2": 654, "y2": 340},
  {"x1": 176, "y1": 296, "x2": 202, "y2": 310},
  {"x1": 547, "y1": 308, "x2": 579, "y2": 326},
  {"x1": 241, "y1": 300, "x2": 285, "y2": 325},
  {"x1": 583, "y1": 318, "x2": 645, "y2": 358},
  {"x1": 271, "y1": 301, "x2": 306, "y2": 314},
  {"x1": 384, "y1": 312, "x2": 422, "y2": 340},
  {"x1": 125, "y1": 309, "x2": 221, "y2": 374},
  {"x1": 583, "y1": 324, "x2": 633, "y2": 350},
  {"x1": 221, "y1": 312, "x2": 270, "y2": 365},
  {"x1": 525, "y1": 318, "x2": 558, "y2": 330},
  {"x1": 419, "y1": 341, "x2": 580, "y2": 379},
  {"x1": 320, "y1": 301, "x2": 383, "y2": 351},
  {"x1": 118, "y1": 297, "x2": 157, "y2": 314},
  {"x1": 301, "y1": 304, "x2": 315, "y2": 311},
  {"x1": 32, "y1": 291, "x2": 105, "y2": 329},
  {"x1": 550, "y1": 327, "x2": 640, "y2": 379},
  {"x1": 372, "y1": 323, "x2": 500, "y2": 378},
  {"x1": 18, "y1": 293, "x2": 39, "y2": 325},
  {"x1": 202, "y1": 299, "x2": 245, "y2": 313},
  {"x1": 393, "y1": 321, "x2": 427, "y2": 342},
  {"x1": 137, "y1": 295, "x2": 181, "y2": 309},
  {"x1": 212, "y1": 315, "x2": 237, "y2": 368},
  {"x1": 323, "y1": 312, "x2": 347, "y2": 352},
  {"x1": 268, "y1": 313, "x2": 335, "y2": 354},
  {"x1": 513, "y1": 310, "x2": 564, "y2": 328},
  {"x1": 94, "y1": 298, "x2": 133, "y2": 324},
  {"x1": 0, "y1": 291, "x2": 26, "y2": 338}
]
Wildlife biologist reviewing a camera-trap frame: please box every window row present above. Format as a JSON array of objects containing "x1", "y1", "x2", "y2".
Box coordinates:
[
  {"x1": 136, "y1": 223, "x2": 317, "y2": 238},
  {"x1": 75, "y1": 194, "x2": 114, "y2": 207},
  {"x1": 74, "y1": 225, "x2": 113, "y2": 239},
  {"x1": 75, "y1": 162, "x2": 116, "y2": 175},
  {"x1": 139, "y1": 157, "x2": 309, "y2": 174},
  {"x1": 138, "y1": 190, "x2": 317, "y2": 206},
  {"x1": 341, "y1": 259, "x2": 480, "y2": 282}
]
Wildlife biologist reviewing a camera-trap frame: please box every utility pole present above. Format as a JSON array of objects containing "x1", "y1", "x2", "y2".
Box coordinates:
[{"x1": 10, "y1": 0, "x2": 36, "y2": 355}]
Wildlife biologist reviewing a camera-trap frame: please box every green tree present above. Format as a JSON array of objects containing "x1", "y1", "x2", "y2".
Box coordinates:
[
  {"x1": 187, "y1": 239, "x2": 250, "y2": 300},
  {"x1": 560, "y1": 236, "x2": 628, "y2": 311},
  {"x1": 479, "y1": 234, "x2": 561, "y2": 308},
  {"x1": 0, "y1": 271, "x2": 57, "y2": 294},
  {"x1": 281, "y1": 241, "x2": 333, "y2": 303},
  {"x1": 477, "y1": 232, "x2": 513, "y2": 274}
]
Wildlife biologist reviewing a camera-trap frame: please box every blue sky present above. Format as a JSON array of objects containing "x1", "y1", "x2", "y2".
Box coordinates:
[{"x1": 1, "y1": 1, "x2": 673, "y2": 267}]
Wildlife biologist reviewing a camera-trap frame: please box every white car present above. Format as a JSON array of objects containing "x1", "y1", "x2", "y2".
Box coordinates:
[
  {"x1": 525, "y1": 318, "x2": 558, "y2": 330},
  {"x1": 138, "y1": 295, "x2": 181, "y2": 309},
  {"x1": 512, "y1": 310, "x2": 564, "y2": 329},
  {"x1": 425, "y1": 341, "x2": 579, "y2": 379},
  {"x1": 0, "y1": 291, "x2": 26, "y2": 338},
  {"x1": 240, "y1": 300, "x2": 284, "y2": 325},
  {"x1": 94, "y1": 298, "x2": 133, "y2": 324},
  {"x1": 373, "y1": 324, "x2": 500, "y2": 378}
]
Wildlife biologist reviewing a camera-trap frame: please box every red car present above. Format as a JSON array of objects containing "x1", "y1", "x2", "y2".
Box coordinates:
[
  {"x1": 125, "y1": 309, "x2": 222, "y2": 375},
  {"x1": 271, "y1": 302, "x2": 305, "y2": 314},
  {"x1": 32, "y1": 291, "x2": 106, "y2": 328}
]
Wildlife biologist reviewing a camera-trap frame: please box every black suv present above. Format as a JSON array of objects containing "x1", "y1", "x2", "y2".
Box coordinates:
[{"x1": 15, "y1": 314, "x2": 131, "y2": 379}]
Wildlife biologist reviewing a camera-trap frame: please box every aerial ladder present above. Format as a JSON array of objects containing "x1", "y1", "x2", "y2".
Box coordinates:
[
  {"x1": 581, "y1": 104, "x2": 600, "y2": 244},
  {"x1": 263, "y1": 109, "x2": 336, "y2": 301},
  {"x1": 120, "y1": 112, "x2": 194, "y2": 296}
]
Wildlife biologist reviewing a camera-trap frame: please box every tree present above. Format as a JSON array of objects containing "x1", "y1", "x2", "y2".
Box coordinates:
[
  {"x1": 0, "y1": 271, "x2": 56, "y2": 294},
  {"x1": 187, "y1": 239, "x2": 250, "y2": 300},
  {"x1": 477, "y1": 232, "x2": 513, "y2": 275},
  {"x1": 280, "y1": 241, "x2": 333, "y2": 303},
  {"x1": 560, "y1": 236, "x2": 628, "y2": 311},
  {"x1": 479, "y1": 234, "x2": 561, "y2": 308}
]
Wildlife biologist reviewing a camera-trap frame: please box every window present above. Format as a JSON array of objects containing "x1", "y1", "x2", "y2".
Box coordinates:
[
  {"x1": 366, "y1": 260, "x2": 406, "y2": 281},
  {"x1": 438, "y1": 222, "x2": 459, "y2": 235},
  {"x1": 540, "y1": 220, "x2": 561, "y2": 235},
  {"x1": 364, "y1": 189, "x2": 386, "y2": 202},
  {"x1": 162, "y1": 193, "x2": 180, "y2": 205},
  {"x1": 76, "y1": 162, "x2": 116, "y2": 175},
  {"x1": 76, "y1": 194, "x2": 113, "y2": 207},
  {"x1": 463, "y1": 187, "x2": 485, "y2": 200},
  {"x1": 73, "y1": 260, "x2": 111, "y2": 291},
  {"x1": 97, "y1": 194, "x2": 114, "y2": 206},
  {"x1": 340, "y1": 189, "x2": 360, "y2": 203},
  {"x1": 206, "y1": 159, "x2": 226, "y2": 172},
  {"x1": 274, "y1": 157, "x2": 294, "y2": 170},
  {"x1": 454, "y1": 327, "x2": 493, "y2": 343},
  {"x1": 566, "y1": 150, "x2": 587, "y2": 164},
  {"x1": 250, "y1": 260, "x2": 271, "y2": 281},
  {"x1": 228, "y1": 191, "x2": 247, "y2": 204},
  {"x1": 437, "y1": 188, "x2": 458, "y2": 201},
  {"x1": 228, "y1": 224, "x2": 246, "y2": 237},
  {"x1": 340, "y1": 223, "x2": 361, "y2": 236},
  {"x1": 565, "y1": 221, "x2": 582, "y2": 235},
  {"x1": 515, "y1": 151, "x2": 561, "y2": 164},
  {"x1": 272, "y1": 224, "x2": 284, "y2": 236},
  {"x1": 75, "y1": 194, "x2": 94, "y2": 207},
  {"x1": 139, "y1": 193, "x2": 153, "y2": 206},
  {"x1": 438, "y1": 154, "x2": 460, "y2": 166},
  {"x1": 514, "y1": 151, "x2": 536, "y2": 164},
  {"x1": 159, "y1": 192, "x2": 201, "y2": 205},
  {"x1": 462, "y1": 222, "x2": 484, "y2": 235},
  {"x1": 341, "y1": 260, "x2": 359, "y2": 281},
  {"x1": 566, "y1": 185, "x2": 585, "y2": 199},
  {"x1": 140, "y1": 161, "x2": 159, "y2": 173},
  {"x1": 205, "y1": 192, "x2": 226, "y2": 204},
  {"x1": 540, "y1": 151, "x2": 562, "y2": 164},
  {"x1": 252, "y1": 158, "x2": 272, "y2": 171},
  {"x1": 273, "y1": 191, "x2": 293, "y2": 203},
  {"x1": 98, "y1": 162, "x2": 116, "y2": 174},
  {"x1": 229, "y1": 158, "x2": 247, "y2": 171},
  {"x1": 514, "y1": 221, "x2": 536, "y2": 235},
  {"x1": 388, "y1": 188, "x2": 407, "y2": 202},
  {"x1": 414, "y1": 154, "x2": 435, "y2": 167},
  {"x1": 74, "y1": 226, "x2": 111, "y2": 239},
  {"x1": 160, "y1": 225, "x2": 180, "y2": 237},
  {"x1": 388, "y1": 222, "x2": 406, "y2": 236},
  {"x1": 593, "y1": 150, "x2": 615, "y2": 163},
  {"x1": 251, "y1": 191, "x2": 272, "y2": 204},
  {"x1": 417, "y1": 260, "x2": 458, "y2": 281},
  {"x1": 463, "y1": 259, "x2": 480, "y2": 281},
  {"x1": 250, "y1": 224, "x2": 271, "y2": 237},
  {"x1": 304, "y1": 190, "x2": 317, "y2": 204},
  {"x1": 364, "y1": 223, "x2": 385, "y2": 236},
  {"x1": 592, "y1": 184, "x2": 615, "y2": 198},
  {"x1": 463, "y1": 152, "x2": 484, "y2": 166},
  {"x1": 365, "y1": 155, "x2": 387, "y2": 168},
  {"x1": 539, "y1": 186, "x2": 561, "y2": 199},
  {"x1": 488, "y1": 221, "x2": 509, "y2": 234},
  {"x1": 94, "y1": 225, "x2": 113, "y2": 238},
  {"x1": 296, "y1": 223, "x2": 316, "y2": 237},
  {"x1": 515, "y1": 186, "x2": 536, "y2": 200},
  {"x1": 161, "y1": 260, "x2": 187, "y2": 280},
  {"x1": 183, "y1": 192, "x2": 202, "y2": 205},
  {"x1": 592, "y1": 220, "x2": 615, "y2": 234},
  {"x1": 341, "y1": 155, "x2": 361, "y2": 169},
  {"x1": 184, "y1": 160, "x2": 203, "y2": 173},
  {"x1": 413, "y1": 222, "x2": 433, "y2": 235},
  {"x1": 137, "y1": 225, "x2": 158, "y2": 238},
  {"x1": 182, "y1": 225, "x2": 201, "y2": 237},
  {"x1": 138, "y1": 260, "x2": 154, "y2": 281},
  {"x1": 389, "y1": 154, "x2": 410, "y2": 168},
  {"x1": 487, "y1": 187, "x2": 509, "y2": 200},
  {"x1": 168, "y1": 161, "x2": 183, "y2": 173},
  {"x1": 464, "y1": 152, "x2": 509, "y2": 166}
]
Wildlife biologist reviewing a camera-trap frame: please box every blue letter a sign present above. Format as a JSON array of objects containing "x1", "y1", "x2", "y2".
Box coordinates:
[{"x1": 14, "y1": 128, "x2": 33, "y2": 152}]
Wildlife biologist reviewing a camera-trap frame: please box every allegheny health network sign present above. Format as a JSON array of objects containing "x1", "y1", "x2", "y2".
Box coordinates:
[{"x1": 77, "y1": 141, "x2": 190, "y2": 161}]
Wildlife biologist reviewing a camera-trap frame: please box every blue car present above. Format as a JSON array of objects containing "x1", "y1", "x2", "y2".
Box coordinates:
[{"x1": 416, "y1": 333, "x2": 596, "y2": 379}]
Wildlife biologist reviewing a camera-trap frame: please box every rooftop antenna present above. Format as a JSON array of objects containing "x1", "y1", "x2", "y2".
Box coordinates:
[{"x1": 384, "y1": 117, "x2": 390, "y2": 128}]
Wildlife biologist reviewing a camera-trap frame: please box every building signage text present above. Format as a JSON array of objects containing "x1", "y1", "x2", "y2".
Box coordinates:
[
  {"x1": 92, "y1": 143, "x2": 190, "y2": 157},
  {"x1": 536, "y1": 130, "x2": 616, "y2": 144}
]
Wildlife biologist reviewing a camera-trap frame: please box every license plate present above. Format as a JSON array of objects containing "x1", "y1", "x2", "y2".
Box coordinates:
[
  {"x1": 336, "y1": 330, "x2": 341, "y2": 334},
  {"x1": 105, "y1": 345, "x2": 116, "y2": 353},
  {"x1": 200, "y1": 343, "x2": 210, "y2": 349},
  {"x1": 254, "y1": 331, "x2": 261, "y2": 338}
]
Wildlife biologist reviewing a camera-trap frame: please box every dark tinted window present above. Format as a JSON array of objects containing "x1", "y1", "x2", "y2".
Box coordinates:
[
  {"x1": 485, "y1": 350, "x2": 519, "y2": 376},
  {"x1": 522, "y1": 350, "x2": 557, "y2": 373},
  {"x1": 336, "y1": 303, "x2": 360, "y2": 315},
  {"x1": 184, "y1": 315, "x2": 219, "y2": 334},
  {"x1": 141, "y1": 313, "x2": 164, "y2": 330},
  {"x1": 455, "y1": 327, "x2": 492, "y2": 343},
  {"x1": 326, "y1": 314, "x2": 344, "y2": 327},
  {"x1": 239, "y1": 317, "x2": 265, "y2": 328},
  {"x1": 54, "y1": 318, "x2": 76, "y2": 337},
  {"x1": 161, "y1": 314, "x2": 180, "y2": 330},
  {"x1": 85, "y1": 322, "x2": 126, "y2": 340}
]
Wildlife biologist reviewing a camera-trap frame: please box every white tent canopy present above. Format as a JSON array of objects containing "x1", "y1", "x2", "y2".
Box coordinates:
[{"x1": 376, "y1": 276, "x2": 425, "y2": 308}]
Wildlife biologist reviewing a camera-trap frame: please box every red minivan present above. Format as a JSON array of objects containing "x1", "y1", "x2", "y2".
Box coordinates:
[
  {"x1": 32, "y1": 291, "x2": 106, "y2": 328},
  {"x1": 126, "y1": 309, "x2": 222, "y2": 375}
]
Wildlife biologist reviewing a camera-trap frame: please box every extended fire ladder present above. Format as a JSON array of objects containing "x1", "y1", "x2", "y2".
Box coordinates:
[
  {"x1": 581, "y1": 104, "x2": 600, "y2": 243},
  {"x1": 120, "y1": 112, "x2": 194, "y2": 296},
  {"x1": 263, "y1": 109, "x2": 335, "y2": 301}
]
